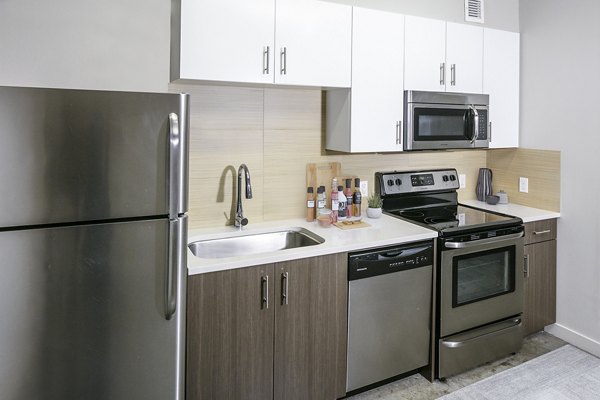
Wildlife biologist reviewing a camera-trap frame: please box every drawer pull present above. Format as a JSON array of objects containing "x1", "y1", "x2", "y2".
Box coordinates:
[{"x1": 533, "y1": 229, "x2": 551, "y2": 235}]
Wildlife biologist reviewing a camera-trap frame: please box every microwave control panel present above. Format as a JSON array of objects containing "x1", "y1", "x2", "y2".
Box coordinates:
[
  {"x1": 376, "y1": 169, "x2": 460, "y2": 196},
  {"x1": 476, "y1": 110, "x2": 488, "y2": 140}
]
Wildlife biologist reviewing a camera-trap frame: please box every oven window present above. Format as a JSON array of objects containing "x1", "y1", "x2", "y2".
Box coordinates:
[
  {"x1": 452, "y1": 246, "x2": 516, "y2": 308},
  {"x1": 414, "y1": 108, "x2": 467, "y2": 141}
]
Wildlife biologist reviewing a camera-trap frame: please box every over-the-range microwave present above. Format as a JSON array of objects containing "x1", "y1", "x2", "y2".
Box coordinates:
[{"x1": 403, "y1": 90, "x2": 489, "y2": 151}]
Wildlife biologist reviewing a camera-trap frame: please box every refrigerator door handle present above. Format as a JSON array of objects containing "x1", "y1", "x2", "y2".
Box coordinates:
[
  {"x1": 168, "y1": 113, "x2": 181, "y2": 220},
  {"x1": 166, "y1": 217, "x2": 186, "y2": 320}
]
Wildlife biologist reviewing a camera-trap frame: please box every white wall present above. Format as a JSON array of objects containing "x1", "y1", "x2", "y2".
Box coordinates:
[
  {"x1": 0, "y1": 0, "x2": 170, "y2": 92},
  {"x1": 331, "y1": 0, "x2": 520, "y2": 31},
  {"x1": 520, "y1": 0, "x2": 600, "y2": 352}
]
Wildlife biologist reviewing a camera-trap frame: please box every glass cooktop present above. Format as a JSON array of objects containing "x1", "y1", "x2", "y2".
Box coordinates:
[{"x1": 386, "y1": 204, "x2": 521, "y2": 233}]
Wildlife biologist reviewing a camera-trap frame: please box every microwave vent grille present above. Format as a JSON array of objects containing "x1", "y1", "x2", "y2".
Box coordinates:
[{"x1": 465, "y1": 0, "x2": 484, "y2": 23}]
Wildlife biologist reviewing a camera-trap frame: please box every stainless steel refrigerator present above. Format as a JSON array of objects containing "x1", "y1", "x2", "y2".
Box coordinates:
[{"x1": 0, "y1": 86, "x2": 189, "y2": 400}]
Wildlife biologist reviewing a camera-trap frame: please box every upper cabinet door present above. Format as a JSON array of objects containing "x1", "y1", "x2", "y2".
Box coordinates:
[
  {"x1": 404, "y1": 16, "x2": 446, "y2": 92},
  {"x1": 351, "y1": 7, "x2": 405, "y2": 152},
  {"x1": 179, "y1": 0, "x2": 275, "y2": 84},
  {"x1": 484, "y1": 28, "x2": 520, "y2": 148},
  {"x1": 446, "y1": 22, "x2": 483, "y2": 93},
  {"x1": 274, "y1": 0, "x2": 351, "y2": 87}
]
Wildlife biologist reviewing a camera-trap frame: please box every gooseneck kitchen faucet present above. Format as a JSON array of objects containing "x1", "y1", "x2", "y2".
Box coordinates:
[{"x1": 235, "y1": 164, "x2": 253, "y2": 228}]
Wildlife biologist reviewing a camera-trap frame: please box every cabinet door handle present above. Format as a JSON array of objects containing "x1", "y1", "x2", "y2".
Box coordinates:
[
  {"x1": 440, "y1": 62, "x2": 446, "y2": 85},
  {"x1": 261, "y1": 275, "x2": 269, "y2": 309},
  {"x1": 281, "y1": 272, "x2": 289, "y2": 305},
  {"x1": 263, "y1": 46, "x2": 270, "y2": 75},
  {"x1": 280, "y1": 47, "x2": 287, "y2": 75},
  {"x1": 533, "y1": 230, "x2": 551, "y2": 235},
  {"x1": 450, "y1": 64, "x2": 456, "y2": 86},
  {"x1": 524, "y1": 254, "x2": 530, "y2": 278},
  {"x1": 395, "y1": 121, "x2": 403, "y2": 145}
]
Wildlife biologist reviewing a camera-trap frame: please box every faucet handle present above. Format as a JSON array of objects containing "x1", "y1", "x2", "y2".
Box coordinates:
[{"x1": 240, "y1": 218, "x2": 248, "y2": 226}]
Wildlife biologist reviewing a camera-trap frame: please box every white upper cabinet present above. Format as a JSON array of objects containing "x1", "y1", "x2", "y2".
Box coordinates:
[
  {"x1": 179, "y1": 0, "x2": 275, "y2": 84},
  {"x1": 404, "y1": 16, "x2": 447, "y2": 92},
  {"x1": 404, "y1": 16, "x2": 483, "y2": 93},
  {"x1": 326, "y1": 7, "x2": 404, "y2": 152},
  {"x1": 446, "y1": 22, "x2": 483, "y2": 93},
  {"x1": 484, "y1": 28, "x2": 520, "y2": 148},
  {"x1": 274, "y1": 0, "x2": 351, "y2": 87},
  {"x1": 177, "y1": 0, "x2": 351, "y2": 88}
]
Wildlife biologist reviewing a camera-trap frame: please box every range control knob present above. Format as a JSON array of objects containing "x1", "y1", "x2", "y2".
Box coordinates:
[
  {"x1": 387, "y1": 179, "x2": 394, "y2": 186},
  {"x1": 449, "y1": 175, "x2": 456, "y2": 181},
  {"x1": 442, "y1": 175, "x2": 449, "y2": 182},
  {"x1": 395, "y1": 178, "x2": 402, "y2": 186}
]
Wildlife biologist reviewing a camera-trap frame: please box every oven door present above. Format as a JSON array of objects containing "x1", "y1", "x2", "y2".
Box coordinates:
[
  {"x1": 439, "y1": 232, "x2": 524, "y2": 337},
  {"x1": 405, "y1": 103, "x2": 489, "y2": 150}
]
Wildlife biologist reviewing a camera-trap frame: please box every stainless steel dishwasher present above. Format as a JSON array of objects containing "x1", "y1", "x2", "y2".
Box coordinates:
[{"x1": 347, "y1": 241, "x2": 433, "y2": 393}]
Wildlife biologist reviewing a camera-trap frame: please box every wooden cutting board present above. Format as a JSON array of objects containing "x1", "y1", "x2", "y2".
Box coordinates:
[
  {"x1": 334, "y1": 220, "x2": 370, "y2": 230},
  {"x1": 306, "y1": 162, "x2": 356, "y2": 192}
]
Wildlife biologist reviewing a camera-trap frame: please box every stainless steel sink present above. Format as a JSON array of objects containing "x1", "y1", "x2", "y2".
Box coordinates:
[{"x1": 188, "y1": 227, "x2": 325, "y2": 259}]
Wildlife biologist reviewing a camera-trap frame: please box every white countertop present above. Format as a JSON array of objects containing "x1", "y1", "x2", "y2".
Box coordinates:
[
  {"x1": 187, "y1": 215, "x2": 437, "y2": 275},
  {"x1": 460, "y1": 199, "x2": 560, "y2": 223}
]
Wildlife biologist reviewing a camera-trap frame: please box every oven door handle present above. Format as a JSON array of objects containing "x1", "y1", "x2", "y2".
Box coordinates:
[{"x1": 444, "y1": 231, "x2": 524, "y2": 249}]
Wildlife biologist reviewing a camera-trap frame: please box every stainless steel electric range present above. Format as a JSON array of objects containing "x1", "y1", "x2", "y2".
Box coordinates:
[{"x1": 375, "y1": 168, "x2": 525, "y2": 380}]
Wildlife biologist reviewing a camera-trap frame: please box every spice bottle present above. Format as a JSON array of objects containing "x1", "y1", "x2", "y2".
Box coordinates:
[
  {"x1": 331, "y1": 179, "x2": 338, "y2": 223},
  {"x1": 345, "y1": 179, "x2": 353, "y2": 218},
  {"x1": 353, "y1": 178, "x2": 362, "y2": 218},
  {"x1": 338, "y1": 185, "x2": 347, "y2": 221},
  {"x1": 316, "y1": 186, "x2": 326, "y2": 215},
  {"x1": 306, "y1": 187, "x2": 315, "y2": 222}
]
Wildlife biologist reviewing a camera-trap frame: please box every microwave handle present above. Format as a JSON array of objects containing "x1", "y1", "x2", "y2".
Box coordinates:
[{"x1": 465, "y1": 105, "x2": 479, "y2": 144}]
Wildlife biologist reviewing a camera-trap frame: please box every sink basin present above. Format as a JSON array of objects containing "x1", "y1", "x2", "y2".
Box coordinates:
[{"x1": 188, "y1": 227, "x2": 325, "y2": 259}]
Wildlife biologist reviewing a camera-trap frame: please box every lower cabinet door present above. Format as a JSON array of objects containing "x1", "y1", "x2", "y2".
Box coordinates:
[
  {"x1": 273, "y1": 253, "x2": 348, "y2": 400},
  {"x1": 186, "y1": 264, "x2": 275, "y2": 400},
  {"x1": 523, "y1": 240, "x2": 557, "y2": 336}
]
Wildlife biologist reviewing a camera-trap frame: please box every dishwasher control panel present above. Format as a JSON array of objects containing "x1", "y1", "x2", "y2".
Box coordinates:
[{"x1": 348, "y1": 241, "x2": 433, "y2": 281}]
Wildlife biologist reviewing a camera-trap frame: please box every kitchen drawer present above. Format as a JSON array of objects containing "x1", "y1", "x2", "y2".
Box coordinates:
[{"x1": 524, "y1": 219, "x2": 557, "y2": 245}]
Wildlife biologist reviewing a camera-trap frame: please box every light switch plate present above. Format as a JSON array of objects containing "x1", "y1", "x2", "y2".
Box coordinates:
[
  {"x1": 519, "y1": 177, "x2": 529, "y2": 193},
  {"x1": 360, "y1": 181, "x2": 368, "y2": 197},
  {"x1": 459, "y1": 174, "x2": 466, "y2": 189}
]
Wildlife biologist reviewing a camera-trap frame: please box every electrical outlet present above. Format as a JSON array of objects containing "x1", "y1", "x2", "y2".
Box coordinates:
[
  {"x1": 459, "y1": 174, "x2": 466, "y2": 189},
  {"x1": 519, "y1": 177, "x2": 529, "y2": 193},
  {"x1": 360, "y1": 181, "x2": 368, "y2": 197}
]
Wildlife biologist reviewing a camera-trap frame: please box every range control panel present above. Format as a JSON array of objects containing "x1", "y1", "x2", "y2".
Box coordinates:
[{"x1": 376, "y1": 169, "x2": 460, "y2": 196}]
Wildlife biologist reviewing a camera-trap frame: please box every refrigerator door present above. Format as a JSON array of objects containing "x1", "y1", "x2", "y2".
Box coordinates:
[
  {"x1": 0, "y1": 86, "x2": 189, "y2": 227},
  {"x1": 0, "y1": 218, "x2": 186, "y2": 400}
]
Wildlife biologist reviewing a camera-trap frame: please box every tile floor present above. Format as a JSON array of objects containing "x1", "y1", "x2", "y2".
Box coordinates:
[{"x1": 347, "y1": 332, "x2": 566, "y2": 400}]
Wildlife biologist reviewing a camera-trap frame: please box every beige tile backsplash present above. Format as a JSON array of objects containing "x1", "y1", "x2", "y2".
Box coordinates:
[{"x1": 169, "y1": 83, "x2": 560, "y2": 229}]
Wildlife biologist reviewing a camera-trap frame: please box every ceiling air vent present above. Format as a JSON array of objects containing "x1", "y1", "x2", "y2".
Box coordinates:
[{"x1": 465, "y1": 0, "x2": 484, "y2": 23}]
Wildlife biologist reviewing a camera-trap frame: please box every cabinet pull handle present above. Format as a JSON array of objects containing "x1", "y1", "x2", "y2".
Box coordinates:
[
  {"x1": 524, "y1": 254, "x2": 530, "y2": 278},
  {"x1": 263, "y1": 46, "x2": 270, "y2": 75},
  {"x1": 281, "y1": 272, "x2": 289, "y2": 305},
  {"x1": 451, "y1": 63, "x2": 456, "y2": 86},
  {"x1": 280, "y1": 47, "x2": 287, "y2": 75},
  {"x1": 395, "y1": 121, "x2": 400, "y2": 145},
  {"x1": 533, "y1": 230, "x2": 551, "y2": 235},
  {"x1": 440, "y1": 62, "x2": 445, "y2": 85},
  {"x1": 261, "y1": 276, "x2": 269, "y2": 309}
]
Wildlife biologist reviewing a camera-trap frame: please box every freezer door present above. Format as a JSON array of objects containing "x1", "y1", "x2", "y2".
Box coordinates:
[
  {"x1": 0, "y1": 219, "x2": 186, "y2": 400},
  {"x1": 0, "y1": 86, "x2": 189, "y2": 227}
]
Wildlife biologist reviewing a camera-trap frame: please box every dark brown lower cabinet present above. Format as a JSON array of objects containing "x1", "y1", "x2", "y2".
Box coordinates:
[
  {"x1": 522, "y1": 224, "x2": 557, "y2": 336},
  {"x1": 186, "y1": 253, "x2": 348, "y2": 400},
  {"x1": 186, "y1": 263, "x2": 275, "y2": 400}
]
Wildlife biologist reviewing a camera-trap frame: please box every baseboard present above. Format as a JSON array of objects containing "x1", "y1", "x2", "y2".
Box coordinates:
[{"x1": 545, "y1": 323, "x2": 600, "y2": 357}]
